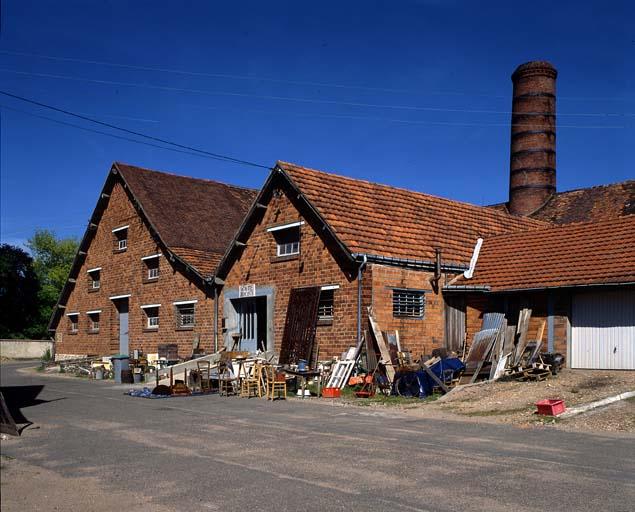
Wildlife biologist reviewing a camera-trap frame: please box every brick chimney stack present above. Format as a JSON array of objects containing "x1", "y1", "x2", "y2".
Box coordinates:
[{"x1": 508, "y1": 61, "x2": 557, "y2": 216}]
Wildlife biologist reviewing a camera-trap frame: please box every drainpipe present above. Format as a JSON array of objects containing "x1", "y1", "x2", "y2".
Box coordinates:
[
  {"x1": 357, "y1": 254, "x2": 368, "y2": 345},
  {"x1": 463, "y1": 238, "x2": 483, "y2": 279},
  {"x1": 213, "y1": 284, "x2": 219, "y2": 353}
]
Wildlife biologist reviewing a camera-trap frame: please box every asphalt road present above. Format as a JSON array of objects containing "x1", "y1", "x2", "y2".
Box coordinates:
[{"x1": 1, "y1": 361, "x2": 634, "y2": 512}]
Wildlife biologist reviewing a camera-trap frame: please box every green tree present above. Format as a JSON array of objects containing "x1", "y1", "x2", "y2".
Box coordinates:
[
  {"x1": 27, "y1": 230, "x2": 79, "y2": 338},
  {"x1": 0, "y1": 244, "x2": 41, "y2": 338}
]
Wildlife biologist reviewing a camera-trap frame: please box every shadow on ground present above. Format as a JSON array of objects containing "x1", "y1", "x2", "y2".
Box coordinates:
[{"x1": 1, "y1": 385, "x2": 64, "y2": 433}]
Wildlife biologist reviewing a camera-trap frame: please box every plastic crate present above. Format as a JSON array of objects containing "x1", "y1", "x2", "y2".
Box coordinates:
[
  {"x1": 535, "y1": 399, "x2": 566, "y2": 416},
  {"x1": 322, "y1": 387, "x2": 341, "y2": 398}
]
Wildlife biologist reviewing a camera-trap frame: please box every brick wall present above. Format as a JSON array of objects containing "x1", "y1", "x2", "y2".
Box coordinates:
[
  {"x1": 55, "y1": 181, "x2": 214, "y2": 359},
  {"x1": 370, "y1": 265, "x2": 455, "y2": 358},
  {"x1": 219, "y1": 189, "x2": 364, "y2": 359}
]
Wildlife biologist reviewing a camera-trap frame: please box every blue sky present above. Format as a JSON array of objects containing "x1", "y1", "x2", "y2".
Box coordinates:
[{"x1": 1, "y1": 0, "x2": 633, "y2": 248}]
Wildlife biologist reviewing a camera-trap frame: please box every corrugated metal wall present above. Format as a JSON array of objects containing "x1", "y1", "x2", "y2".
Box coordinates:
[{"x1": 571, "y1": 289, "x2": 635, "y2": 370}]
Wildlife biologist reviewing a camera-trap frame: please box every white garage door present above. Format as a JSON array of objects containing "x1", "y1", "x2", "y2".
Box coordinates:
[{"x1": 571, "y1": 289, "x2": 635, "y2": 369}]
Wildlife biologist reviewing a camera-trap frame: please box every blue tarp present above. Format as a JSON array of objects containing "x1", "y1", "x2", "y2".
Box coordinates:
[{"x1": 392, "y1": 357, "x2": 465, "y2": 398}]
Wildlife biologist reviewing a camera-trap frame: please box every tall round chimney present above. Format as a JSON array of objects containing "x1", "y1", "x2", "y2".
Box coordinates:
[{"x1": 508, "y1": 61, "x2": 557, "y2": 216}]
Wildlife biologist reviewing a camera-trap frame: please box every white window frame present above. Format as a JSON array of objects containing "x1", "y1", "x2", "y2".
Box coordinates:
[
  {"x1": 66, "y1": 312, "x2": 79, "y2": 332},
  {"x1": 87, "y1": 310, "x2": 101, "y2": 332},
  {"x1": 88, "y1": 268, "x2": 101, "y2": 289},
  {"x1": 112, "y1": 225, "x2": 129, "y2": 251},
  {"x1": 140, "y1": 304, "x2": 161, "y2": 329}
]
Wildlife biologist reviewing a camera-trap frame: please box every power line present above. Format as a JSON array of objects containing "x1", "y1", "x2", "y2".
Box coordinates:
[
  {"x1": 183, "y1": 102, "x2": 626, "y2": 130},
  {"x1": 0, "y1": 90, "x2": 272, "y2": 170},
  {"x1": 0, "y1": 49, "x2": 505, "y2": 98},
  {"x1": 3, "y1": 49, "x2": 632, "y2": 103},
  {"x1": 1, "y1": 68, "x2": 632, "y2": 118},
  {"x1": 0, "y1": 103, "x2": 250, "y2": 162}
]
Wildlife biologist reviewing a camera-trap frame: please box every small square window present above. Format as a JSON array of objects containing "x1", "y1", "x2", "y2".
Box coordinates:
[
  {"x1": 144, "y1": 257, "x2": 159, "y2": 281},
  {"x1": 392, "y1": 289, "x2": 425, "y2": 318},
  {"x1": 143, "y1": 307, "x2": 160, "y2": 329},
  {"x1": 68, "y1": 314, "x2": 79, "y2": 333},
  {"x1": 113, "y1": 227, "x2": 128, "y2": 252},
  {"x1": 273, "y1": 227, "x2": 300, "y2": 257},
  {"x1": 318, "y1": 289, "x2": 334, "y2": 322},
  {"x1": 175, "y1": 304, "x2": 195, "y2": 329},
  {"x1": 88, "y1": 312, "x2": 100, "y2": 332},
  {"x1": 88, "y1": 269, "x2": 101, "y2": 290}
]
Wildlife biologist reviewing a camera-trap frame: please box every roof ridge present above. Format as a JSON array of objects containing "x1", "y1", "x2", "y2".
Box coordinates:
[
  {"x1": 553, "y1": 179, "x2": 635, "y2": 195},
  {"x1": 277, "y1": 161, "x2": 547, "y2": 226},
  {"x1": 113, "y1": 161, "x2": 257, "y2": 192},
  {"x1": 484, "y1": 213, "x2": 635, "y2": 243}
]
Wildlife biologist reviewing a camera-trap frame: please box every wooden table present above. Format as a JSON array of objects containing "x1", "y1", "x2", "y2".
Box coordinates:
[{"x1": 284, "y1": 369, "x2": 322, "y2": 399}]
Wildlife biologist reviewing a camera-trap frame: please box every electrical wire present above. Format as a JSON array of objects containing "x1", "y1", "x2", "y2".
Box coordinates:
[
  {"x1": 2, "y1": 49, "x2": 632, "y2": 103},
  {"x1": 1, "y1": 68, "x2": 632, "y2": 119},
  {"x1": 0, "y1": 103, "x2": 252, "y2": 163},
  {"x1": 0, "y1": 90, "x2": 272, "y2": 169}
]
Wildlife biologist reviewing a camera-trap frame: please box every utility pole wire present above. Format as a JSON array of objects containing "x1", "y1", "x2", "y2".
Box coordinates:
[
  {"x1": 0, "y1": 103, "x2": 253, "y2": 163},
  {"x1": 1, "y1": 68, "x2": 632, "y2": 118},
  {"x1": 0, "y1": 90, "x2": 272, "y2": 170}
]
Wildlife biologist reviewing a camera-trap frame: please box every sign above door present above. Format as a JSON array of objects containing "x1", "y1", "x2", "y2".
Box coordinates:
[{"x1": 239, "y1": 284, "x2": 256, "y2": 298}]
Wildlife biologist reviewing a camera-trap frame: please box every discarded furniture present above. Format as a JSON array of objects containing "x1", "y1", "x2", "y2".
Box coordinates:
[
  {"x1": 218, "y1": 361, "x2": 239, "y2": 396},
  {"x1": 241, "y1": 362, "x2": 264, "y2": 398},
  {"x1": 326, "y1": 360, "x2": 355, "y2": 389},
  {"x1": 285, "y1": 368, "x2": 321, "y2": 399},
  {"x1": 196, "y1": 361, "x2": 213, "y2": 393},
  {"x1": 264, "y1": 365, "x2": 287, "y2": 400}
]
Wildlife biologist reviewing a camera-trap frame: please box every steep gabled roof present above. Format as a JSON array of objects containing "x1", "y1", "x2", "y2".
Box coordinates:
[
  {"x1": 488, "y1": 180, "x2": 635, "y2": 224},
  {"x1": 216, "y1": 161, "x2": 549, "y2": 278},
  {"x1": 114, "y1": 163, "x2": 256, "y2": 261},
  {"x1": 279, "y1": 162, "x2": 547, "y2": 265},
  {"x1": 452, "y1": 215, "x2": 635, "y2": 292},
  {"x1": 49, "y1": 163, "x2": 257, "y2": 331}
]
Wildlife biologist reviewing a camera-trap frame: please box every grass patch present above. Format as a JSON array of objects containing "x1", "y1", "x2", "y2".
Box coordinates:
[{"x1": 459, "y1": 406, "x2": 530, "y2": 417}]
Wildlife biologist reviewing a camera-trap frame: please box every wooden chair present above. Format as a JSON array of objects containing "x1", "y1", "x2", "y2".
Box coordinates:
[
  {"x1": 218, "y1": 361, "x2": 238, "y2": 396},
  {"x1": 264, "y1": 365, "x2": 287, "y2": 401},
  {"x1": 196, "y1": 360, "x2": 212, "y2": 393},
  {"x1": 240, "y1": 362, "x2": 263, "y2": 398}
]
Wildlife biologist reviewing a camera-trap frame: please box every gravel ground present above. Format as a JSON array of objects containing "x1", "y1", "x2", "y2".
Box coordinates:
[{"x1": 338, "y1": 369, "x2": 635, "y2": 432}]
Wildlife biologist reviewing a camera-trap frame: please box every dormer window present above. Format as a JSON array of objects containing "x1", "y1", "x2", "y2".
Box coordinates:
[
  {"x1": 142, "y1": 254, "x2": 161, "y2": 282},
  {"x1": 87, "y1": 268, "x2": 101, "y2": 291},
  {"x1": 267, "y1": 221, "x2": 304, "y2": 258},
  {"x1": 112, "y1": 225, "x2": 129, "y2": 252}
]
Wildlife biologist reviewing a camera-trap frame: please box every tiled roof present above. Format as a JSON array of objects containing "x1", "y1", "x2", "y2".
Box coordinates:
[
  {"x1": 278, "y1": 162, "x2": 547, "y2": 265},
  {"x1": 488, "y1": 180, "x2": 635, "y2": 224},
  {"x1": 115, "y1": 163, "x2": 257, "y2": 276},
  {"x1": 457, "y1": 215, "x2": 635, "y2": 292}
]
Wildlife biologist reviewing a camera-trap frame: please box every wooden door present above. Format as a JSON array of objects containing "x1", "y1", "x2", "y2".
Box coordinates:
[{"x1": 444, "y1": 295, "x2": 466, "y2": 352}]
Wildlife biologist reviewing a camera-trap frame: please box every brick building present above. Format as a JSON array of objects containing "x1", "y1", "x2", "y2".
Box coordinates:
[
  {"x1": 49, "y1": 61, "x2": 634, "y2": 369},
  {"x1": 214, "y1": 61, "x2": 634, "y2": 369},
  {"x1": 49, "y1": 163, "x2": 256, "y2": 359},
  {"x1": 214, "y1": 161, "x2": 545, "y2": 360}
]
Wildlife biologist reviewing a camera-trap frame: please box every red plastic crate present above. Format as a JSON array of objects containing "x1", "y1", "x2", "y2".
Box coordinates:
[
  {"x1": 322, "y1": 387, "x2": 341, "y2": 398},
  {"x1": 535, "y1": 399, "x2": 566, "y2": 416}
]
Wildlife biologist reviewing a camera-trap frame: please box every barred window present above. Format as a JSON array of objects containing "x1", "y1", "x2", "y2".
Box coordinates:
[
  {"x1": 392, "y1": 289, "x2": 425, "y2": 318},
  {"x1": 175, "y1": 304, "x2": 195, "y2": 328},
  {"x1": 318, "y1": 289, "x2": 334, "y2": 321}
]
